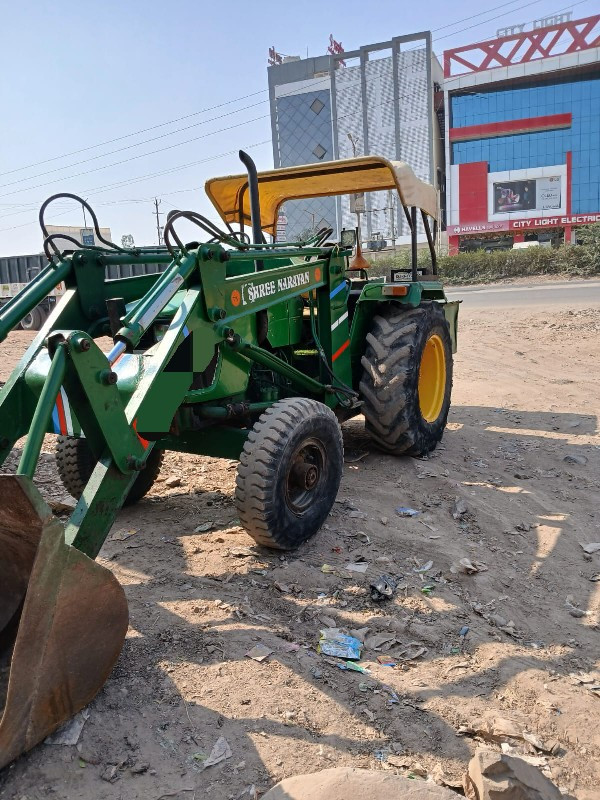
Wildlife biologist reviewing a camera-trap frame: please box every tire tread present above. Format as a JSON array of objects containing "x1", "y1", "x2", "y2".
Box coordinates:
[
  {"x1": 235, "y1": 397, "x2": 343, "y2": 550},
  {"x1": 56, "y1": 436, "x2": 163, "y2": 506},
  {"x1": 360, "y1": 302, "x2": 453, "y2": 456}
]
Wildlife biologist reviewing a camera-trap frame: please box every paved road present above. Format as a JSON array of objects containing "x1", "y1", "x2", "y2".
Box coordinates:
[{"x1": 446, "y1": 279, "x2": 600, "y2": 309}]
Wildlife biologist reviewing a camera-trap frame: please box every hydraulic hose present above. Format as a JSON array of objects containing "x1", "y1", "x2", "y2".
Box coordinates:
[{"x1": 307, "y1": 290, "x2": 357, "y2": 408}]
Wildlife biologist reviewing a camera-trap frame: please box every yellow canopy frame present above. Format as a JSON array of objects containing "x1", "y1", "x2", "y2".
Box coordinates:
[{"x1": 205, "y1": 156, "x2": 439, "y2": 237}]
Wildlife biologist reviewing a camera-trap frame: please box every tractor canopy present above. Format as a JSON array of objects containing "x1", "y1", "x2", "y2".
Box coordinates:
[{"x1": 205, "y1": 155, "x2": 439, "y2": 237}]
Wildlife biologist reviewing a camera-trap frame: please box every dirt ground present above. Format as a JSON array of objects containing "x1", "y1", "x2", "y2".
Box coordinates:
[{"x1": 0, "y1": 297, "x2": 599, "y2": 800}]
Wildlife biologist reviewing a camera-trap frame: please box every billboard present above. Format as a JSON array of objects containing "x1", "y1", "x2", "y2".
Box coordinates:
[{"x1": 493, "y1": 176, "x2": 561, "y2": 214}]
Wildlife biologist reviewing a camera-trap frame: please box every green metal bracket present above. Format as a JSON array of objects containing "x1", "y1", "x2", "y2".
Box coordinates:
[
  {"x1": 202, "y1": 256, "x2": 327, "y2": 323},
  {"x1": 64, "y1": 452, "x2": 144, "y2": 558},
  {"x1": 17, "y1": 344, "x2": 67, "y2": 479},
  {"x1": 72, "y1": 251, "x2": 108, "y2": 322},
  {"x1": 443, "y1": 300, "x2": 460, "y2": 354},
  {"x1": 158, "y1": 426, "x2": 249, "y2": 461},
  {"x1": 55, "y1": 332, "x2": 147, "y2": 472}
]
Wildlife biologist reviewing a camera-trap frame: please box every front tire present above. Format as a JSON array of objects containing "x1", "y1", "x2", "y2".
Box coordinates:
[
  {"x1": 56, "y1": 436, "x2": 163, "y2": 506},
  {"x1": 235, "y1": 398, "x2": 344, "y2": 549},
  {"x1": 360, "y1": 302, "x2": 452, "y2": 456}
]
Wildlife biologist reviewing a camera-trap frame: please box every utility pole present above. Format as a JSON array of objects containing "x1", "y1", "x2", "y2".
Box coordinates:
[{"x1": 153, "y1": 198, "x2": 164, "y2": 246}]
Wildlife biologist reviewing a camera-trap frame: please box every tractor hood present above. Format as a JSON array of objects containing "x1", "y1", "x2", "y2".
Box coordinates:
[{"x1": 205, "y1": 156, "x2": 439, "y2": 236}]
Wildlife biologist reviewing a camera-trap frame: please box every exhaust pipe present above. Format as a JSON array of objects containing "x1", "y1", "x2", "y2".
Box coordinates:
[
  {"x1": 239, "y1": 150, "x2": 264, "y2": 271},
  {"x1": 239, "y1": 150, "x2": 263, "y2": 246}
]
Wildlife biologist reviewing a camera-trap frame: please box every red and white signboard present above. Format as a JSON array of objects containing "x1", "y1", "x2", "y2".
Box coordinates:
[
  {"x1": 446, "y1": 156, "x2": 598, "y2": 238},
  {"x1": 447, "y1": 213, "x2": 600, "y2": 236}
]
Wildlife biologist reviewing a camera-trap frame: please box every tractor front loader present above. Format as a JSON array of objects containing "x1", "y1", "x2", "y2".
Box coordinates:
[{"x1": 0, "y1": 152, "x2": 458, "y2": 768}]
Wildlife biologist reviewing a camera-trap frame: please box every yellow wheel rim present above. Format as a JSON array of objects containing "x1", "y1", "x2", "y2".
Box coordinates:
[{"x1": 418, "y1": 334, "x2": 446, "y2": 423}]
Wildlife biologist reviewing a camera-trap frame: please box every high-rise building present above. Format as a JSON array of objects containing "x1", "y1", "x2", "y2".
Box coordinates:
[
  {"x1": 444, "y1": 14, "x2": 600, "y2": 252},
  {"x1": 268, "y1": 33, "x2": 444, "y2": 243}
]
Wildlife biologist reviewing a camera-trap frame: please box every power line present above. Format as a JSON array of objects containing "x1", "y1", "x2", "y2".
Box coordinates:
[
  {"x1": 0, "y1": 74, "x2": 434, "y2": 223},
  {"x1": 0, "y1": 67, "x2": 446, "y2": 232},
  {"x1": 0, "y1": 88, "x2": 267, "y2": 178},
  {"x1": 0, "y1": 140, "x2": 272, "y2": 233},
  {"x1": 0, "y1": 98, "x2": 268, "y2": 192},
  {"x1": 430, "y1": 0, "x2": 543, "y2": 35},
  {"x1": 0, "y1": 78, "x2": 431, "y2": 210},
  {"x1": 0, "y1": 0, "x2": 570, "y2": 193},
  {"x1": 1, "y1": 0, "x2": 592, "y2": 233},
  {"x1": 3, "y1": 0, "x2": 588, "y2": 207},
  {"x1": 0, "y1": 76, "x2": 340, "y2": 198},
  {"x1": 433, "y1": 0, "x2": 545, "y2": 41},
  {"x1": 0, "y1": 112, "x2": 271, "y2": 201},
  {"x1": 433, "y1": 0, "x2": 590, "y2": 44},
  {"x1": 0, "y1": 75, "x2": 429, "y2": 223},
  {"x1": 0, "y1": 61, "x2": 397, "y2": 198}
]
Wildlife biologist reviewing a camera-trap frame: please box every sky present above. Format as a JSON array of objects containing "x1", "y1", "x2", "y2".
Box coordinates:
[{"x1": 0, "y1": 0, "x2": 596, "y2": 254}]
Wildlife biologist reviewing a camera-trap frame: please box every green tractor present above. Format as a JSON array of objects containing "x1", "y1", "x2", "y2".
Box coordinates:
[{"x1": 0, "y1": 152, "x2": 458, "y2": 767}]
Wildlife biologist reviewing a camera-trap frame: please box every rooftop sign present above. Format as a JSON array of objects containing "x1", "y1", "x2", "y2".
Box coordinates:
[
  {"x1": 496, "y1": 11, "x2": 573, "y2": 38},
  {"x1": 444, "y1": 13, "x2": 600, "y2": 78}
]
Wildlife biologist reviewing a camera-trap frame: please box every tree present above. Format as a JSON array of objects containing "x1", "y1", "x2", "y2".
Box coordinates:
[{"x1": 575, "y1": 223, "x2": 600, "y2": 268}]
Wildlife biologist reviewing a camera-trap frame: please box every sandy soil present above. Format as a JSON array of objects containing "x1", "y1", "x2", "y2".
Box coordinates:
[{"x1": 0, "y1": 302, "x2": 599, "y2": 800}]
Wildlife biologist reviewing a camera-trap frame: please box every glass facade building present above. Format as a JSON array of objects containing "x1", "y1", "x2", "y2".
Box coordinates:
[
  {"x1": 271, "y1": 85, "x2": 337, "y2": 240},
  {"x1": 443, "y1": 16, "x2": 600, "y2": 252},
  {"x1": 268, "y1": 36, "x2": 443, "y2": 243},
  {"x1": 451, "y1": 74, "x2": 600, "y2": 215}
]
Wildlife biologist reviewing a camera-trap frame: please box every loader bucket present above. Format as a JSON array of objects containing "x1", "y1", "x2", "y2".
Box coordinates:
[{"x1": 0, "y1": 475, "x2": 128, "y2": 769}]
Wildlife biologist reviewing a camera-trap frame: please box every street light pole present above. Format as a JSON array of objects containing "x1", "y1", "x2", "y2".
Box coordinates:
[
  {"x1": 347, "y1": 133, "x2": 362, "y2": 241},
  {"x1": 388, "y1": 190, "x2": 397, "y2": 253},
  {"x1": 347, "y1": 133, "x2": 369, "y2": 270}
]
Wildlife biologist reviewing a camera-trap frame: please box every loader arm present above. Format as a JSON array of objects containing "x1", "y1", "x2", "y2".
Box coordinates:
[{"x1": 0, "y1": 224, "x2": 356, "y2": 769}]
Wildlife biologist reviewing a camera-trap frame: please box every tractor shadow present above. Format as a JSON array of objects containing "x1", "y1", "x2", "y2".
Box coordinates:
[{"x1": 96, "y1": 405, "x2": 600, "y2": 790}]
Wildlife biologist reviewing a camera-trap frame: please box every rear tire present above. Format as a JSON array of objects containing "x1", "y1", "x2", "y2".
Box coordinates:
[
  {"x1": 56, "y1": 436, "x2": 163, "y2": 506},
  {"x1": 360, "y1": 302, "x2": 452, "y2": 456},
  {"x1": 235, "y1": 398, "x2": 343, "y2": 550},
  {"x1": 20, "y1": 307, "x2": 45, "y2": 331}
]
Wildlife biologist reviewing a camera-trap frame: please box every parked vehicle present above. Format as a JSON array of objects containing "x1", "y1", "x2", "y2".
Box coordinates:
[
  {"x1": 367, "y1": 232, "x2": 388, "y2": 251},
  {"x1": 0, "y1": 252, "x2": 167, "y2": 330}
]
